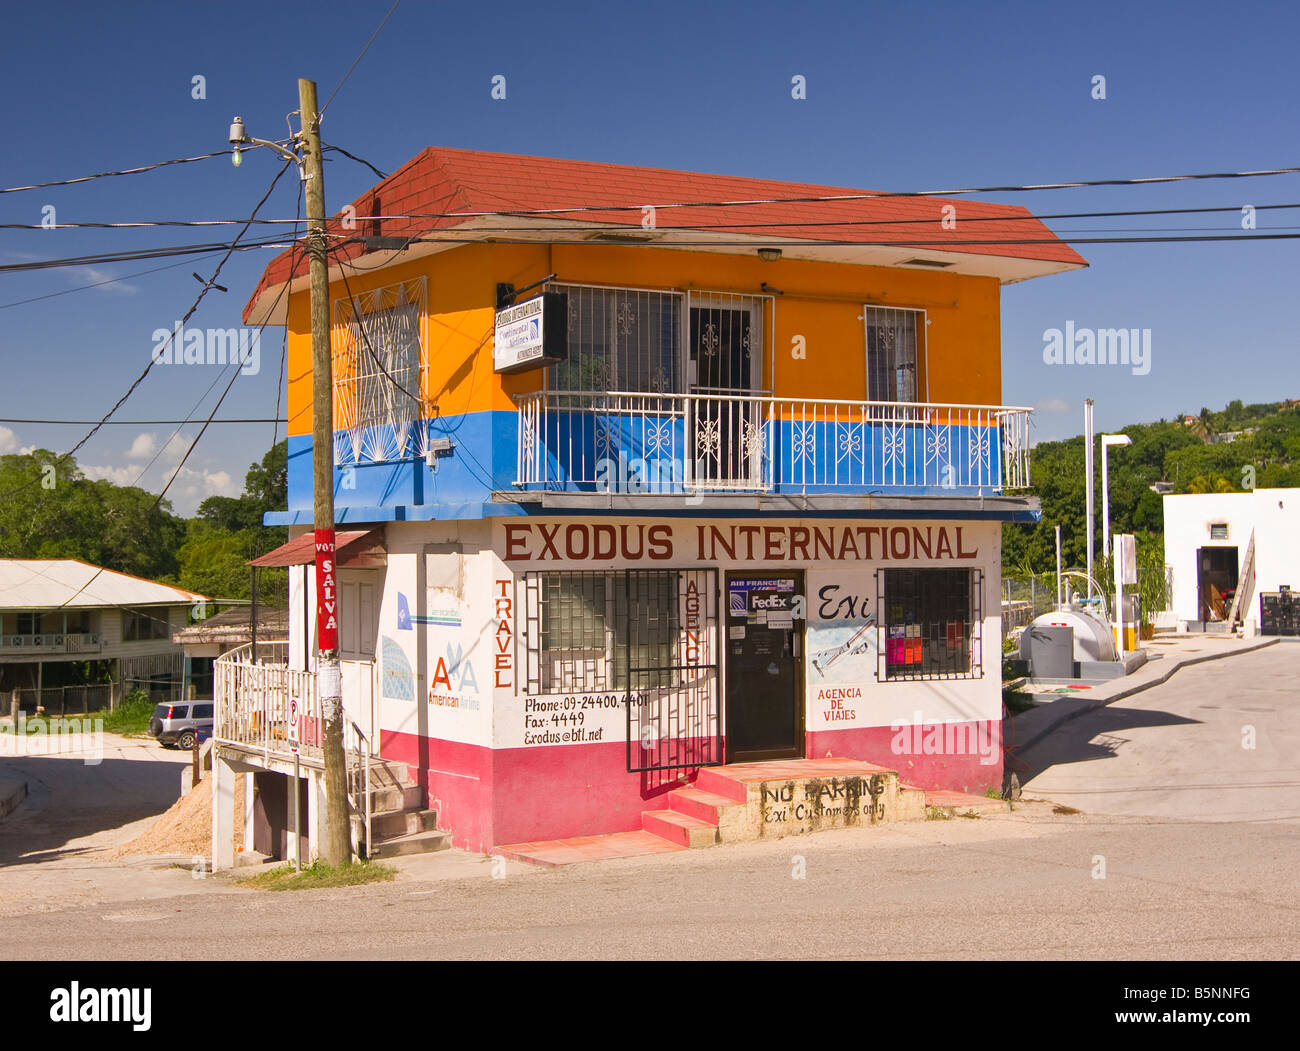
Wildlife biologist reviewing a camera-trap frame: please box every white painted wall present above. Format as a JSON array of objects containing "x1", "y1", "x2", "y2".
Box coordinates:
[
  {"x1": 1163, "y1": 488, "x2": 1300, "y2": 625},
  {"x1": 1248, "y1": 489, "x2": 1300, "y2": 617}
]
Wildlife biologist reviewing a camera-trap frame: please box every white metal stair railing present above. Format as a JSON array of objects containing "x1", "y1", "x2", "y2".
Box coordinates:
[{"x1": 215, "y1": 642, "x2": 378, "y2": 860}]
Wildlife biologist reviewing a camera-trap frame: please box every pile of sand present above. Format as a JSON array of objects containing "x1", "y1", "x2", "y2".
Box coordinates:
[{"x1": 105, "y1": 774, "x2": 245, "y2": 860}]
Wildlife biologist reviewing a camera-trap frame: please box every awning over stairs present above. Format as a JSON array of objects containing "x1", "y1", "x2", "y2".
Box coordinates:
[{"x1": 248, "y1": 529, "x2": 387, "y2": 568}]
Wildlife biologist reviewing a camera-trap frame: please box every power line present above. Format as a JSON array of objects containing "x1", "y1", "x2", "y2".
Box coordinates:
[
  {"x1": 0, "y1": 258, "x2": 198, "y2": 311},
  {"x1": 9, "y1": 200, "x2": 1300, "y2": 232},
  {"x1": 0, "y1": 159, "x2": 294, "y2": 524},
  {"x1": 0, "y1": 236, "x2": 294, "y2": 274},
  {"x1": 153, "y1": 179, "x2": 308, "y2": 513},
  {"x1": 0, "y1": 150, "x2": 235, "y2": 195},
  {"x1": 0, "y1": 418, "x2": 285, "y2": 426},
  {"x1": 323, "y1": 143, "x2": 389, "y2": 180},
  {"x1": 320, "y1": 0, "x2": 402, "y2": 117},
  {"x1": 376, "y1": 231, "x2": 1300, "y2": 248},
  {"x1": 314, "y1": 164, "x2": 1300, "y2": 220}
]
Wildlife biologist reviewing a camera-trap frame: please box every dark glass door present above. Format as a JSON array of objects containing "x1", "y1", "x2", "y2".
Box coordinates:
[
  {"x1": 690, "y1": 305, "x2": 757, "y2": 486},
  {"x1": 725, "y1": 574, "x2": 804, "y2": 762}
]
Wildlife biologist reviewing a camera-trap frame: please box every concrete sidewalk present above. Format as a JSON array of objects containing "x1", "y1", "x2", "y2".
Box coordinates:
[{"x1": 1008, "y1": 633, "x2": 1286, "y2": 755}]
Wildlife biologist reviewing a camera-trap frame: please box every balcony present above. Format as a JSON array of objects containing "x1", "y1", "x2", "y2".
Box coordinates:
[
  {"x1": 514, "y1": 391, "x2": 1031, "y2": 505},
  {"x1": 0, "y1": 633, "x2": 102, "y2": 655}
]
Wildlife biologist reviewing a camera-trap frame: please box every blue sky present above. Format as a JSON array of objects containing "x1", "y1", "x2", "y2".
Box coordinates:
[{"x1": 1, "y1": 0, "x2": 1297, "y2": 514}]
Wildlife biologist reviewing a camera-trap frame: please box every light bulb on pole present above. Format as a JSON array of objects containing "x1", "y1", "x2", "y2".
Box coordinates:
[{"x1": 1101, "y1": 433, "x2": 1132, "y2": 562}]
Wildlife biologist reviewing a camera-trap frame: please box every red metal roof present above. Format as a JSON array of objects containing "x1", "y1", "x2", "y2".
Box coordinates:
[
  {"x1": 248, "y1": 530, "x2": 385, "y2": 568},
  {"x1": 244, "y1": 147, "x2": 1087, "y2": 321}
]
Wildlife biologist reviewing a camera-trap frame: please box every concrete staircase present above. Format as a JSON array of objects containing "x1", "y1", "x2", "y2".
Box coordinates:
[
  {"x1": 638, "y1": 758, "x2": 931, "y2": 847},
  {"x1": 498, "y1": 757, "x2": 1012, "y2": 867},
  {"x1": 355, "y1": 760, "x2": 451, "y2": 859}
]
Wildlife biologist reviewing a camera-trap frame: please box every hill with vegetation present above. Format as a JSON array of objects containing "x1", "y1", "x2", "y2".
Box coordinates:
[
  {"x1": 0, "y1": 441, "x2": 288, "y2": 603},
  {"x1": 1003, "y1": 398, "x2": 1300, "y2": 574}
]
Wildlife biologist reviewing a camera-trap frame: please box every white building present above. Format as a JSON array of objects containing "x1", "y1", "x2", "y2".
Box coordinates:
[
  {"x1": 1162, "y1": 488, "x2": 1300, "y2": 631},
  {"x1": 0, "y1": 559, "x2": 207, "y2": 710}
]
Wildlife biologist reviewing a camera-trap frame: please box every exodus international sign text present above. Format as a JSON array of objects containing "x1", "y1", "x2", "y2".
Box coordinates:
[{"x1": 503, "y1": 522, "x2": 979, "y2": 562}]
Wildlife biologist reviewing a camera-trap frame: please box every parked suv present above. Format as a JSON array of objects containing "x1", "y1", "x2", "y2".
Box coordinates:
[{"x1": 147, "y1": 701, "x2": 214, "y2": 750}]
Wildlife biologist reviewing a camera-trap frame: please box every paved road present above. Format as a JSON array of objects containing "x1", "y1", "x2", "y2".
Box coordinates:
[
  {"x1": 0, "y1": 732, "x2": 204, "y2": 916},
  {"x1": 1019, "y1": 643, "x2": 1300, "y2": 822},
  {"x1": 0, "y1": 646, "x2": 1296, "y2": 960},
  {"x1": 0, "y1": 811, "x2": 1295, "y2": 959}
]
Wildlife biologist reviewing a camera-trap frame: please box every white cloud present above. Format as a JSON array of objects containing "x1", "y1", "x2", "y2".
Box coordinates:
[
  {"x1": 126, "y1": 432, "x2": 158, "y2": 459},
  {"x1": 79, "y1": 459, "x2": 238, "y2": 516},
  {"x1": 67, "y1": 266, "x2": 139, "y2": 295},
  {"x1": 81, "y1": 463, "x2": 140, "y2": 486},
  {"x1": 0, "y1": 425, "x2": 16, "y2": 454},
  {"x1": 159, "y1": 433, "x2": 191, "y2": 465},
  {"x1": 1034, "y1": 398, "x2": 1072, "y2": 414}
]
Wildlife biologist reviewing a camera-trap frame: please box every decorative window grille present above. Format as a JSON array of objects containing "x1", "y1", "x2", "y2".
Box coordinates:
[
  {"x1": 547, "y1": 284, "x2": 682, "y2": 393},
  {"x1": 332, "y1": 277, "x2": 429, "y2": 464},
  {"x1": 520, "y1": 569, "x2": 722, "y2": 773},
  {"x1": 865, "y1": 306, "x2": 925, "y2": 403},
  {"x1": 526, "y1": 571, "x2": 679, "y2": 694},
  {"x1": 876, "y1": 568, "x2": 983, "y2": 681}
]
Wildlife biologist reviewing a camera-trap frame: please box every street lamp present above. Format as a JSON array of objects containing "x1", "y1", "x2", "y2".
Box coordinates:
[
  {"x1": 227, "y1": 117, "x2": 305, "y2": 174},
  {"x1": 1101, "y1": 433, "x2": 1132, "y2": 559}
]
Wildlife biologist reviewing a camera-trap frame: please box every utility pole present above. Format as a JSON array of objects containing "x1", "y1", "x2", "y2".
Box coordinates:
[
  {"x1": 300, "y1": 77, "x2": 353, "y2": 868},
  {"x1": 1084, "y1": 397, "x2": 1095, "y2": 600}
]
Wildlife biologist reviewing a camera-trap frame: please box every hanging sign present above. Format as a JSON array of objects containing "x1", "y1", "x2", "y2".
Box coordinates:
[
  {"x1": 314, "y1": 528, "x2": 339, "y2": 652},
  {"x1": 493, "y1": 292, "x2": 568, "y2": 374}
]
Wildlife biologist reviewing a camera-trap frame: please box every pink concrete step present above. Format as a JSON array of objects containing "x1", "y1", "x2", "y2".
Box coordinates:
[
  {"x1": 667, "y1": 787, "x2": 735, "y2": 824},
  {"x1": 692, "y1": 767, "x2": 750, "y2": 803},
  {"x1": 695, "y1": 757, "x2": 898, "y2": 804},
  {"x1": 641, "y1": 809, "x2": 719, "y2": 848}
]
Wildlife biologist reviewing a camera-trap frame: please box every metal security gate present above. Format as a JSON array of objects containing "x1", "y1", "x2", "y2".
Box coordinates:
[{"x1": 625, "y1": 569, "x2": 721, "y2": 773}]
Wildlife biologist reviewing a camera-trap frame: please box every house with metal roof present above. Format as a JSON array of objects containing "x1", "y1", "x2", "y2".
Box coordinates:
[
  {"x1": 0, "y1": 559, "x2": 207, "y2": 712},
  {"x1": 212, "y1": 147, "x2": 1086, "y2": 868}
]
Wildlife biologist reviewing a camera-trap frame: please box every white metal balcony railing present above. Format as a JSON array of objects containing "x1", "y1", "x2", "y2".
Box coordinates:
[
  {"x1": 213, "y1": 642, "x2": 374, "y2": 855},
  {"x1": 515, "y1": 391, "x2": 1032, "y2": 496},
  {"x1": 0, "y1": 633, "x2": 103, "y2": 654}
]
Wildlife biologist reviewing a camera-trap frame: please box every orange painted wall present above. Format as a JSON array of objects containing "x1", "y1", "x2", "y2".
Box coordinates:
[{"x1": 283, "y1": 244, "x2": 1004, "y2": 437}]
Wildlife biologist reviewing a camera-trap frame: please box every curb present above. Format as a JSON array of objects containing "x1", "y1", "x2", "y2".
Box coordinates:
[
  {"x1": 1011, "y1": 637, "x2": 1282, "y2": 755},
  {"x1": 0, "y1": 779, "x2": 27, "y2": 820}
]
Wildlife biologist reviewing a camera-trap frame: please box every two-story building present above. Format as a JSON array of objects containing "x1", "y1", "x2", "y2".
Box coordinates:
[
  {"x1": 0, "y1": 559, "x2": 206, "y2": 710},
  {"x1": 212, "y1": 147, "x2": 1085, "y2": 866}
]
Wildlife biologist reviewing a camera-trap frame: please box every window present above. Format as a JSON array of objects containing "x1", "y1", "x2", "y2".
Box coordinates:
[
  {"x1": 187, "y1": 656, "x2": 215, "y2": 700},
  {"x1": 192, "y1": 703, "x2": 214, "y2": 719},
  {"x1": 549, "y1": 285, "x2": 681, "y2": 393},
  {"x1": 333, "y1": 277, "x2": 427, "y2": 463},
  {"x1": 865, "y1": 307, "x2": 925, "y2": 403},
  {"x1": 122, "y1": 609, "x2": 170, "y2": 642},
  {"x1": 339, "y1": 575, "x2": 378, "y2": 660},
  {"x1": 879, "y1": 568, "x2": 982, "y2": 680},
  {"x1": 1209, "y1": 523, "x2": 1229, "y2": 540},
  {"x1": 526, "y1": 571, "x2": 680, "y2": 694}
]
